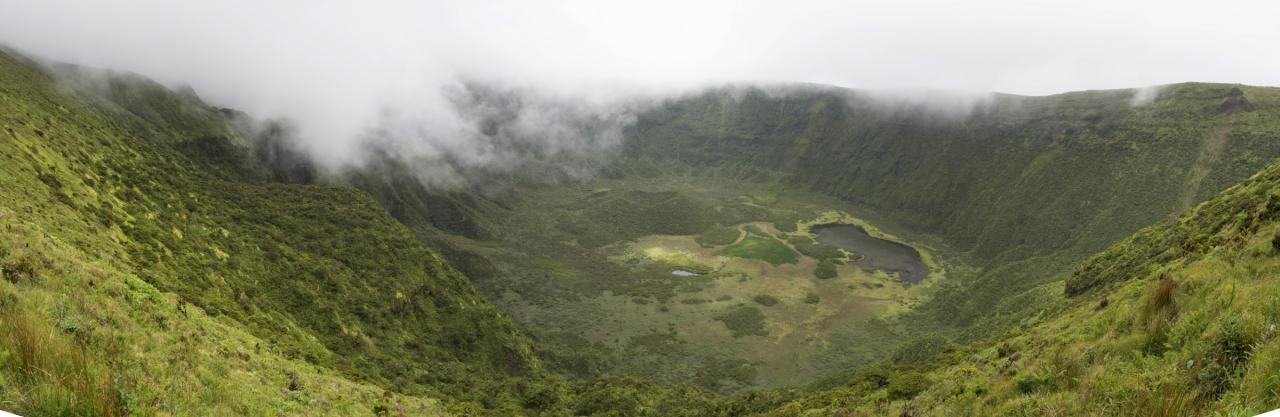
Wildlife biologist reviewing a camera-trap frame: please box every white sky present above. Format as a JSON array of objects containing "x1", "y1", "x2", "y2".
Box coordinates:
[{"x1": 2, "y1": 0, "x2": 1279, "y2": 164}]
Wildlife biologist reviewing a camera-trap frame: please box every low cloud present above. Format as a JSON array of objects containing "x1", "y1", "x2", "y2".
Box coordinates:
[
  {"x1": 1130, "y1": 85, "x2": 1164, "y2": 107},
  {"x1": 356, "y1": 83, "x2": 653, "y2": 188},
  {"x1": 1, "y1": 0, "x2": 1278, "y2": 187}
]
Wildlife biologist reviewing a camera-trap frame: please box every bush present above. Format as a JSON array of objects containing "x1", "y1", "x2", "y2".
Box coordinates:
[
  {"x1": 886, "y1": 371, "x2": 930, "y2": 400},
  {"x1": 813, "y1": 261, "x2": 838, "y2": 280},
  {"x1": 714, "y1": 306, "x2": 768, "y2": 337},
  {"x1": 891, "y1": 335, "x2": 952, "y2": 367},
  {"x1": 753, "y1": 294, "x2": 780, "y2": 307},
  {"x1": 1196, "y1": 318, "x2": 1256, "y2": 397},
  {"x1": 1014, "y1": 369, "x2": 1058, "y2": 394}
]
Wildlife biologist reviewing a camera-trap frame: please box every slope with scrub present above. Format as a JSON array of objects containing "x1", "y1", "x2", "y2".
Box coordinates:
[{"x1": 0, "y1": 50, "x2": 549, "y2": 416}]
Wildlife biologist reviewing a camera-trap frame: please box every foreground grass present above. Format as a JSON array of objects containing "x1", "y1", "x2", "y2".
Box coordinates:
[{"x1": 0, "y1": 209, "x2": 449, "y2": 416}]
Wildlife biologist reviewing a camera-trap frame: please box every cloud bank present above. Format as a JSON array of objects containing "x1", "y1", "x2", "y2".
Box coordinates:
[{"x1": 1, "y1": 0, "x2": 1278, "y2": 178}]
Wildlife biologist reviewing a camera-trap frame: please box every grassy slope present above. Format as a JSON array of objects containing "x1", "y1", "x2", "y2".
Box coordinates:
[
  {"x1": 746, "y1": 159, "x2": 1280, "y2": 417},
  {"x1": 0, "y1": 51, "x2": 548, "y2": 415}
]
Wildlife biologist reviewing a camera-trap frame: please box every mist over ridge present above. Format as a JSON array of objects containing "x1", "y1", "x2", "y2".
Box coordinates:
[{"x1": 3, "y1": 0, "x2": 1279, "y2": 187}]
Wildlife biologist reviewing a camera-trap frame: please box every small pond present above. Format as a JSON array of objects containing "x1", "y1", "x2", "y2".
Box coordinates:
[
  {"x1": 811, "y1": 223, "x2": 929, "y2": 285},
  {"x1": 670, "y1": 269, "x2": 701, "y2": 277}
]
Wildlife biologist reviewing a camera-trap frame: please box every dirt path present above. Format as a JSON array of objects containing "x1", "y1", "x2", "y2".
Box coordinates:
[
  {"x1": 728, "y1": 225, "x2": 748, "y2": 245},
  {"x1": 1182, "y1": 110, "x2": 1238, "y2": 210}
]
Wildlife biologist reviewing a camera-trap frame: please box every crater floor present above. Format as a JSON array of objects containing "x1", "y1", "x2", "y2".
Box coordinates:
[{"x1": 450, "y1": 177, "x2": 951, "y2": 392}]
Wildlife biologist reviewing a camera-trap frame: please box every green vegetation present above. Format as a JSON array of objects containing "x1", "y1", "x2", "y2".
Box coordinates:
[
  {"x1": 787, "y1": 235, "x2": 845, "y2": 261},
  {"x1": 889, "y1": 335, "x2": 953, "y2": 367},
  {"x1": 560, "y1": 189, "x2": 718, "y2": 248},
  {"x1": 752, "y1": 294, "x2": 780, "y2": 307},
  {"x1": 813, "y1": 260, "x2": 839, "y2": 279},
  {"x1": 354, "y1": 173, "x2": 923, "y2": 391},
  {"x1": 695, "y1": 225, "x2": 742, "y2": 246},
  {"x1": 716, "y1": 235, "x2": 800, "y2": 265},
  {"x1": 714, "y1": 306, "x2": 769, "y2": 338},
  {"x1": 0, "y1": 50, "x2": 537, "y2": 415}
]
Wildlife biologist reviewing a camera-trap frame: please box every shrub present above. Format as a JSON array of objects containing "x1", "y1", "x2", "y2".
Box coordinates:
[
  {"x1": 2, "y1": 256, "x2": 37, "y2": 284},
  {"x1": 714, "y1": 306, "x2": 768, "y2": 337},
  {"x1": 1196, "y1": 317, "x2": 1256, "y2": 397},
  {"x1": 1014, "y1": 369, "x2": 1058, "y2": 394},
  {"x1": 891, "y1": 335, "x2": 953, "y2": 367},
  {"x1": 813, "y1": 261, "x2": 838, "y2": 279},
  {"x1": 753, "y1": 294, "x2": 780, "y2": 307},
  {"x1": 886, "y1": 371, "x2": 930, "y2": 400}
]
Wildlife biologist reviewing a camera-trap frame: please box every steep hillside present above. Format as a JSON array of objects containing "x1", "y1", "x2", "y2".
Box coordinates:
[
  {"x1": 0, "y1": 50, "x2": 547, "y2": 415},
  {"x1": 741, "y1": 157, "x2": 1280, "y2": 416}
]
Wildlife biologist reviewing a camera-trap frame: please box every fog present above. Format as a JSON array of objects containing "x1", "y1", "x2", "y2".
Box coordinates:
[{"x1": 2, "y1": 0, "x2": 1278, "y2": 182}]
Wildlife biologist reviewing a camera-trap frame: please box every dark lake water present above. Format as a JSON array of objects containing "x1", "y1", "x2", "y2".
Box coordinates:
[{"x1": 811, "y1": 223, "x2": 929, "y2": 285}]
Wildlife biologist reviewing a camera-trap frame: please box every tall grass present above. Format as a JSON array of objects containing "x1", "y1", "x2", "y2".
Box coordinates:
[
  {"x1": 0, "y1": 304, "x2": 127, "y2": 417},
  {"x1": 1134, "y1": 383, "x2": 1199, "y2": 417},
  {"x1": 1142, "y1": 277, "x2": 1178, "y2": 354}
]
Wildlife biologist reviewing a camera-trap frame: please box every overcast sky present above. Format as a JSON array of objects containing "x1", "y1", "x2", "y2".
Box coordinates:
[{"x1": 2, "y1": 0, "x2": 1279, "y2": 166}]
